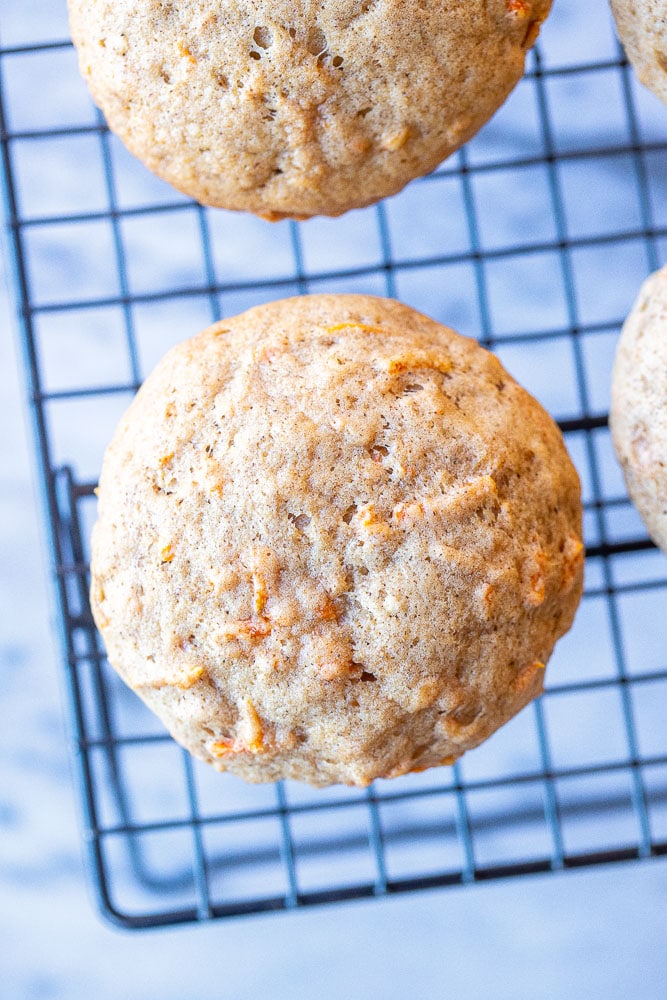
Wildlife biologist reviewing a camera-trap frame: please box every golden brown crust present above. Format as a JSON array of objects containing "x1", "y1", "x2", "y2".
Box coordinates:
[
  {"x1": 90, "y1": 294, "x2": 583, "y2": 786},
  {"x1": 68, "y1": 0, "x2": 552, "y2": 218},
  {"x1": 610, "y1": 265, "x2": 667, "y2": 553}
]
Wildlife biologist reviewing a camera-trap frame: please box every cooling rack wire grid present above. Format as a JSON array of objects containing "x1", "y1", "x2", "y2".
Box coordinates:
[{"x1": 1, "y1": 0, "x2": 666, "y2": 928}]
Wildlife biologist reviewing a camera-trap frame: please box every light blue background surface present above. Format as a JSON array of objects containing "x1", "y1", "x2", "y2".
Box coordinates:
[{"x1": 2, "y1": 1, "x2": 667, "y2": 996}]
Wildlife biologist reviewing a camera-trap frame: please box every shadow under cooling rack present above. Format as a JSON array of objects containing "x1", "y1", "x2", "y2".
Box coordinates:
[{"x1": 2, "y1": 1, "x2": 667, "y2": 928}]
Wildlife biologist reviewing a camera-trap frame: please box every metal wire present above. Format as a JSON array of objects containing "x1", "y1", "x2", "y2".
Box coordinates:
[{"x1": 2, "y1": 4, "x2": 667, "y2": 929}]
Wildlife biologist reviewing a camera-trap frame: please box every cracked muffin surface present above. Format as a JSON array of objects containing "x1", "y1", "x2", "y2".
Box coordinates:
[
  {"x1": 68, "y1": 0, "x2": 552, "y2": 218},
  {"x1": 90, "y1": 294, "x2": 583, "y2": 786}
]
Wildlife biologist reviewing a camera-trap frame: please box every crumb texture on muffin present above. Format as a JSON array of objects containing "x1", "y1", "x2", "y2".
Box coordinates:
[
  {"x1": 90, "y1": 294, "x2": 583, "y2": 786},
  {"x1": 68, "y1": 0, "x2": 552, "y2": 218},
  {"x1": 610, "y1": 265, "x2": 667, "y2": 553},
  {"x1": 610, "y1": 0, "x2": 667, "y2": 104}
]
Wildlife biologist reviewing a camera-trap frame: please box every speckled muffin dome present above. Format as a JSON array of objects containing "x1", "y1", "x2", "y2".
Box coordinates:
[
  {"x1": 90, "y1": 294, "x2": 583, "y2": 787},
  {"x1": 68, "y1": 0, "x2": 552, "y2": 219},
  {"x1": 610, "y1": 0, "x2": 667, "y2": 104},
  {"x1": 610, "y1": 265, "x2": 667, "y2": 553}
]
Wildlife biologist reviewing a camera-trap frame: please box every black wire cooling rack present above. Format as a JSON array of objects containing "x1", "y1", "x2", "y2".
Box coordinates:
[{"x1": 2, "y1": 1, "x2": 667, "y2": 929}]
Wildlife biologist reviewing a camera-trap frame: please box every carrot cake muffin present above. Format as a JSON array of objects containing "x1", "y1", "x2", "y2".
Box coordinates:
[
  {"x1": 610, "y1": 1, "x2": 667, "y2": 104},
  {"x1": 90, "y1": 294, "x2": 583, "y2": 786},
  {"x1": 68, "y1": 0, "x2": 552, "y2": 218},
  {"x1": 611, "y1": 265, "x2": 667, "y2": 553}
]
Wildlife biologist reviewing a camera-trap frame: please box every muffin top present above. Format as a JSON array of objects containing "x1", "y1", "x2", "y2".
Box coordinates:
[
  {"x1": 611, "y1": 265, "x2": 667, "y2": 554},
  {"x1": 90, "y1": 294, "x2": 583, "y2": 786},
  {"x1": 610, "y1": 0, "x2": 667, "y2": 104},
  {"x1": 68, "y1": 0, "x2": 551, "y2": 218}
]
